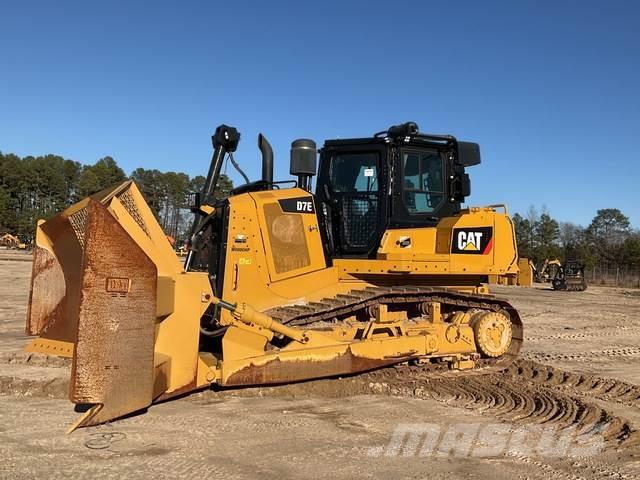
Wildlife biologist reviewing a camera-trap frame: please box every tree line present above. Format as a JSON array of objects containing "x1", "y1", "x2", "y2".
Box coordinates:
[
  {"x1": 513, "y1": 207, "x2": 640, "y2": 271},
  {"x1": 0, "y1": 151, "x2": 233, "y2": 243},
  {"x1": 2, "y1": 149, "x2": 638, "y2": 271}
]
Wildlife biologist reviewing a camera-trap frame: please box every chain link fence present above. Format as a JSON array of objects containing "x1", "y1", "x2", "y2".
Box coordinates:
[{"x1": 585, "y1": 266, "x2": 640, "y2": 288}]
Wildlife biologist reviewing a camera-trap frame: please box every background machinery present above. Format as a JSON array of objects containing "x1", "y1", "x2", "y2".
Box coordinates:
[
  {"x1": 0, "y1": 233, "x2": 27, "y2": 250},
  {"x1": 533, "y1": 258, "x2": 562, "y2": 283},
  {"x1": 25, "y1": 122, "x2": 524, "y2": 430},
  {"x1": 552, "y1": 260, "x2": 588, "y2": 291},
  {"x1": 488, "y1": 257, "x2": 534, "y2": 286}
]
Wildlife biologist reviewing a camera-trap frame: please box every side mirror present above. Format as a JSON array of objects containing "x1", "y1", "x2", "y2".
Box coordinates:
[
  {"x1": 460, "y1": 173, "x2": 471, "y2": 197},
  {"x1": 189, "y1": 192, "x2": 202, "y2": 213},
  {"x1": 449, "y1": 172, "x2": 471, "y2": 202},
  {"x1": 457, "y1": 142, "x2": 481, "y2": 167}
]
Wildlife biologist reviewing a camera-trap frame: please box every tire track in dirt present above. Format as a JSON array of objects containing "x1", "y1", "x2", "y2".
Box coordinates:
[
  {"x1": 525, "y1": 347, "x2": 640, "y2": 362},
  {"x1": 2, "y1": 354, "x2": 639, "y2": 451},
  {"x1": 364, "y1": 360, "x2": 640, "y2": 450},
  {"x1": 508, "y1": 453, "x2": 625, "y2": 480},
  {"x1": 505, "y1": 360, "x2": 640, "y2": 409},
  {"x1": 525, "y1": 326, "x2": 640, "y2": 342},
  {"x1": 526, "y1": 326, "x2": 640, "y2": 342},
  {"x1": 0, "y1": 352, "x2": 71, "y2": 368},
  {"x1": 0, "y1": 370, "x2": 69, "y2": 398}
]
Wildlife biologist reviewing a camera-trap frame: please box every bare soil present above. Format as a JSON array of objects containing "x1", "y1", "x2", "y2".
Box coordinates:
[{"x1": 1, "y1": 251, "x2": 640, "y2": 479}]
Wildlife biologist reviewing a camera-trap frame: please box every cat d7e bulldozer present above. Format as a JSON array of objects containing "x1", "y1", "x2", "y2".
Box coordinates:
[{"x1": 25, "y1": 122, "x2": 523, "y2": 431}]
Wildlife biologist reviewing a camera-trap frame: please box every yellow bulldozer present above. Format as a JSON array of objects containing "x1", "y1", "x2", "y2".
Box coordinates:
[
  {"x1": 25, "y1": 122, "x2": 523, "y2": 431},
  {"x1": 0, "y1": 233, "x2": 27, "y2": 250}
]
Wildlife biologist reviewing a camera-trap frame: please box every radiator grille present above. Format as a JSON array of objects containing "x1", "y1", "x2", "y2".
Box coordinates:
[{"x1": 264, "y1": 203, "x2": 310, "y2": 274}]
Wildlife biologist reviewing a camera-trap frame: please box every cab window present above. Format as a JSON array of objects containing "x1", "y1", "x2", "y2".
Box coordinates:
[
  {"x1": 329, "y1": 152, "x2": 378, "y2": 192},
  {"x1": 402, "y1": 150, "x2": 444, "y2": 213}
]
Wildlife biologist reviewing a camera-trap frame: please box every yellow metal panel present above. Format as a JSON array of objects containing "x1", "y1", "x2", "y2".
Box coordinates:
[
  {"x1": 448, "y1": 210, "x2": 495, "y2": 274},
  {"x1": 153, "y1": 272, "x2": 212, "y2": 394},
  {"x1": 493, "y1": 213, "x2": 519, "y2": 274},
  {"x1": 196, "y1": 353, "x2": 218, "y2": 385},
  {"x1": 108, "y1": 192, "x2": 182, "y2": 276},
  {"x1": 335, "y1": 258, "x2": 452, "y2": 276},
  {"x1": 377, "y1": 228, "x2": 441, "y2": 259},
  {"x1": 343, "y1": 207, "x2": 519, "y2": 279},
  {"x1": 221, "y1": 190, "x2": 348, "y2": 313},
  {"x1": 251, "y1": 188, "x2": 326, "y2": 282},
  {"x1": 517, "y1": 258, "x2": 534, "y2": 286},
  {"x1": 156, "y1": 276, "x2": 175, "y2": 317},
  {"x1": 222, "y1": 326, "x2": 269, "y2": 361},
  {"x1": 25, "y1": 337, "x2": 74, "y2": 358}
]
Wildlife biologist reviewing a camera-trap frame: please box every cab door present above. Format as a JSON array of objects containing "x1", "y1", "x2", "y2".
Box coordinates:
[{"x1": 316, "y1": 144, "x2": 388, "y2": 258}]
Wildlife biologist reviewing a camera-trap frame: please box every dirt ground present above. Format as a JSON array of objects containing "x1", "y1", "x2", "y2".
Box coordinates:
[{"x1": 2, "y1": 250, "x2": 640, "y2": 479}]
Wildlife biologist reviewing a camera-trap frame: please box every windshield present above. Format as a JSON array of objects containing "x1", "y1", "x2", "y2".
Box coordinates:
[{"x1": 402, "y1": 149, "x2": 444, "y2": 214}]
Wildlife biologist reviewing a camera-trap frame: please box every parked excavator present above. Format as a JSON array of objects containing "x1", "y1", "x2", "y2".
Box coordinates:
[{"x1": 25, "y1": 121, "x2": 524, "y2": 431}]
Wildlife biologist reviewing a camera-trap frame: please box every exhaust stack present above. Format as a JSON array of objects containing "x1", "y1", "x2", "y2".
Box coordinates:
[{"x1": 258, "y1": 133, "x2": 273, "y2": 185}]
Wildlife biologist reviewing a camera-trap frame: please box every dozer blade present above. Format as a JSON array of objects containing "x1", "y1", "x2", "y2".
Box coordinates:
[
  {"x1": 25, "y1": 181, "x2": 206, "y2": 430},
  {"x1": 69, "y1": 199, "x2": 158, "y2": 426}
]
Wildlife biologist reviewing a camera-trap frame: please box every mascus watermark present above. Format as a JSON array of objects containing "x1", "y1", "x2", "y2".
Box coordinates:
[{"x1": 367, "y1": 422, "x2": 607, "y2": 458}]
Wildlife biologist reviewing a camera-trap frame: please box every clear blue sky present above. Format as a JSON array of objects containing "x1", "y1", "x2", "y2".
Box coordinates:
[{"x1": 1, "y1": 1, "x2": 639, "y2": 227}]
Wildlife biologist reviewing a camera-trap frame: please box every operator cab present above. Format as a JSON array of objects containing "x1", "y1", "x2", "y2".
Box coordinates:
[
  {"x1": 314, "y1": 122, "x2": 480, "y2": 258},
  {"x1": 187, "y1": 121, "x2": 481, "y2": 290}
]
